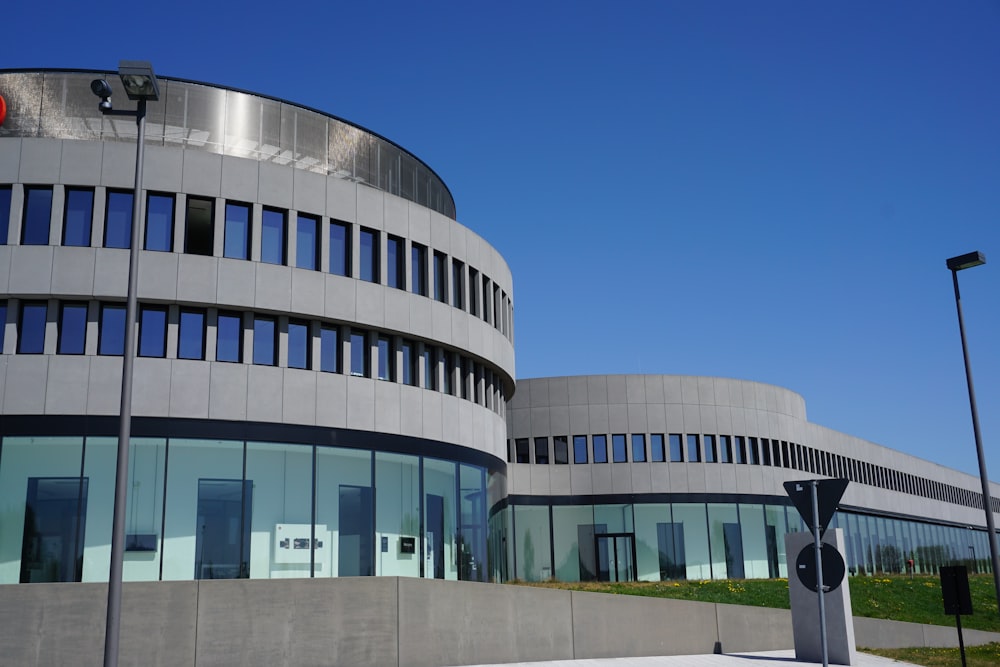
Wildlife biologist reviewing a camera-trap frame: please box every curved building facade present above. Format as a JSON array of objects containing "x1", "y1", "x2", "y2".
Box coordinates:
[
  {"x1": 0, "y1": 69, "x2": 513, "y2": 584},
  {"x1": 500, "y1": 375, "x2": 1000, "y2": 583}
]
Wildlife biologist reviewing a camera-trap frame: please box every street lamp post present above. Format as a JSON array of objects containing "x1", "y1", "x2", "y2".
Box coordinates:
[
  {"x1": 91, "y1": 61, "x2": 160, "y2": 667},
  {"x1": 946, "y1": 250, "x2": 1000, "y2": 616}
]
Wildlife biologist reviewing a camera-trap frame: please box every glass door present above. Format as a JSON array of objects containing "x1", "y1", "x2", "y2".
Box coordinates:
[{"x1": 595, "y1": 533, "x2": 636, "y2": 582}]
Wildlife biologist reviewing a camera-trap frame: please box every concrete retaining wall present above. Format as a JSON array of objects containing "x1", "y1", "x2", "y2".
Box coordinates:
[{"x1": 1, "y1": 578, "x2": 997, "y2": 667}]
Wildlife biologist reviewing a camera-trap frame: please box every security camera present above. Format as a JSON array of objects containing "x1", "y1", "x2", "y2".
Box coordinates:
[{"x1": 90, "y1": 79, "x2": 113, "y2": 111}]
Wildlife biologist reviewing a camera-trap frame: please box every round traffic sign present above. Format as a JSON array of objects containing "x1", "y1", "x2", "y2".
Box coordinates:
[{"x1": 796, "y1": 543, "x2": 846, "y2": 593}]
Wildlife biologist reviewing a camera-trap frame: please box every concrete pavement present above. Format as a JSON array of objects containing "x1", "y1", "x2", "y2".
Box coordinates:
[{"x1": 462, "y1": 649, "x2": 918, "y2": 666}]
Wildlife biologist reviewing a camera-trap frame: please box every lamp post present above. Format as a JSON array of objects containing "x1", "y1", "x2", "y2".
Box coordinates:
[
  {"x1": 91, "y1": 60, "x2": 160, "y2": 667},
  {"x1": 946, "y1": 250, "x2": 1000, "y2": 615}
]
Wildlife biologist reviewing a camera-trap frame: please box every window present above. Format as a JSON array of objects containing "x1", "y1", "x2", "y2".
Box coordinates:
[
  {"x1": 422, "y1": 345, "x2": 437, "y2": 389},
  {"x1": 748, "y1": 437, "x2": 760, "y2": 465},
  {"x1": 481, "y1": 275, "x2": 491, "y2": 323},
  {"x1": 514, "y1": 438, "x2": 530, "y2": 464},
  {"x1": 433, "y1": 251, "x2": 447, "y2": 302},
  {"x1": 253, "y1": 317, "x2": 276, "y2": 365},
  {"x1": 178, "y1": 309, "x2": 206, "y2": 359},
  {"x1": 0, "y1": 186, "x2": 11, "y2": 244},
  {"x1": 734, "y1": 438, "x2": 747, "y2": 464},
  {"x1": 329, "y1": 221, "x2": 350, "y2": 276},
  {"x1": 18, "y1": 301, "x2": 47, "y2": 353},
  {"x1": 98, "y1": 303, "x2": 126, "y2": 355},
  {"x1": 761, "y1": 438, "x2": 772, "y2": 466},
  {"x1": 21, "y1": 186, "x2": 53, "y2": 245},
  {"x1": 0, "y1": 301, "x2": 6, "y2": 351},
  {"x1": 296, "y1": 214, "x2": 318, "y2": 270},
  {"x1": 669, "y1": 434, "x2": 683, "y2": 462},
  {"x1": 63, "y1": 188, "x2": 94, "y2": 247},
  {"x1": 473, "y1": 362, "x2": 483, "y2": 404},
  {"x1": 553, "y1": 436, "x2": 569, "y2": 464},
  {"x1": 216, "y1": 311, "x2": 243, "y2": 362},
  {"x1": 223, "y1": 202, "x2": 251, "y2": 259},
  {"x1": 401, "y1": 339, "x2": 416, "y2": 385},
  {"x1": 612, "y1": 434, "x2": 627, "y2": 463},
  {"x1": 288, "y1": 320, "x2": 309, "y2": 369},
  {"x1": 624, "y1": 435, "x2": 643, "y2": 463},
  {"x1": 350, "y1": 330, "x2": 368, "y2": 376},
  {"x1": 468, "y1": 268, "x2": 479, "y2": 316},
  {"x1": 377, "y1": 336, "x2": 393, "y2": 381},
  {"x1": 593, "y1": 435, "x2": 608, "y2": 464},
  {"x1": 573, "y1": 435, "x2": 588, "y2": 464},
  {"x1": 57, "y1": 302, "x2": 88, "y2": 354},
  {"x1": 261, "y1": 208, "x2": 286, "y2": 265},
  {"x1": 687, "y1": 434, "x2": 701, "y2": 462},
  {"x1": 144, "y1": 193, "x2": 174, "y2": 251},
  {"x1": 650, "y1": 434, "x2": 665, "y2": 462},
  {"x1": 359, "y1": 228, "x2": 379, "y2": 282},
  {"x1": 704, "y1": 435, "x2": 717, "y2": 463},
  {"x1": 720, "y1": 435, "x2": 733, "y2": 463},
  {"x1": 387, "y1": 235, "x2": 404, "y2": 289},
  {"x1": 411, "y1": 243, "x2": 427, "y2": 296},
  {"x1": 319, "y1": 326, "x2": 339, "y2": 373},
  {"x1": 534, "y1": 437, "x2": 549, "y2": 464},
  {"x1": 138, "y1": 306, "x2": 167, "y2": 357},
  {"x1": 443, "y1": 350, "x2": 454, "y2": 395},
  {"x1": 451, "y1": 259, "x2": 464, "y2": 309},
  {"x1": 105, "y1": 190, "x2": 133, "y2": 248},
  {"x1": 185, "y1": 197, "x2": 214, "y2": 256}
]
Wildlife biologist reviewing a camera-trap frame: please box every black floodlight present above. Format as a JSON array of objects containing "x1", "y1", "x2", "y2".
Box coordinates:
[
  {"x1": 947, "y1": 251, "x2": 986, "y2": 272},
  {"x1": 118, "y1": 60, "x2": 159, "y2": 101}
]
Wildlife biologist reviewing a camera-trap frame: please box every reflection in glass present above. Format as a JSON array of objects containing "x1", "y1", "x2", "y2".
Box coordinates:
[
  {"x1": 573, "y1": 435, "x2": 588, "y2": 464},
  {"x1": 194, "y1": 479, "x2": 252, "y2": 579},
  {"x1": 17, "y1": 301, "x2": 47, "y2": 354},
  {"x1": 144, "y1": 193, "x2": 174, "y2": 251},
  {"x1": 329, "y1": 222, "x2": 349, "y2": 276},
  {"x1": 105, "y1": 191, "x2": 133, "y2": 249},
  {"x1": 63, "y1": 188, "x2": 94, "y2": 247},
  {"x1": 20, "y1": 477, "x2": 88, "y2": 583},
  {"x1": 253, "y1": 317, "x2": 276, "y2": 366},
  {"x1": 320, "y1": 326, "x2": 338, "y2": 373},
  {"x1": 138, "y1": 307, "x2": 167, "y2": 358},
  {"x1": 593, "y1": 435, "x2": 608, "y2": 464},
  {"x1": 296, "y1": 214, "x2": 318, "y2": 270},
  {"x1": 612, "y1": 434, "x2": 627, "y2": 463},
  {"x1": 178, "y1": 309, "x2": 205, "y2": 360},
  {"x1": 288, "y1": 320, "x2": 309, "y2": 369},
  {"x1": 216, "y1": 312, "x2": 242, "y2": 362},
  {"x1": 261, "y1": 208, "x2": 285, "y2": 265},
  {"x1": 360, "y1": 228, "x2": 378, "y2": 282},
  {"x1": 99, "y1": 304, "x2": 125, "y2": 355},
  {"x1": 21, "y1": 187, "x2": 52, "y2": 246},
  {"x1": 224, "y1": 202, "x2": 250, "y2": 259}
]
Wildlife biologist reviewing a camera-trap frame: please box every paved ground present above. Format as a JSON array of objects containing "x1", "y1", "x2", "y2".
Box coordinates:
[{"x1": 462, "y1": 649, "x2": 918, "y2": 666}]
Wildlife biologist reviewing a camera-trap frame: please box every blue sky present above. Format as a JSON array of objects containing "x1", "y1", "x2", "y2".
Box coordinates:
[{"x1": 6, "y1": 1, "x2": 999, "y2": 478}]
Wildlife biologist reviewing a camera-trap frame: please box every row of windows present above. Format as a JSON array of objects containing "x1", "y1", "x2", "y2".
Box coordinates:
[
  {"x1": 0, "y1": 299, "x2": 507, "y2": 416},
  {"x1": 510, "y1": 432, "x2": 996, "y2": 512},
  {"x1": 0, "y1": 185, "x2": 514, "y2": 342}
]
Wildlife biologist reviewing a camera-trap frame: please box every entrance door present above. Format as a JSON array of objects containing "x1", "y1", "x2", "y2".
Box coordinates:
[
  {"x1": 20, "y1": 477, "x2": 88, "y2": 583},
  {"x1": 595, "y1": 533, "x2": 636, "y2": 582}
]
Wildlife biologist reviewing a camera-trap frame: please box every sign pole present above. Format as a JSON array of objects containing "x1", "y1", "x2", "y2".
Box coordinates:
[{"x1": 811, "y1": 480, "x2": 829, "y2": 667}]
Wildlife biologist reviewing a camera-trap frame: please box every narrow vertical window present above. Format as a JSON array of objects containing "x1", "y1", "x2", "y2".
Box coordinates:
[
  {"x1": 481, "y1": 275, "x2": 491, "y2": 323},
  {"x1": 411, "y1": 243, "x2": 427, "y2": 296},
  {"x1": 422, "y1": 345, "x2": 437, "y2": 389},
  {"x1": 21, "y1": 186, "x2": 53, "y2": 246},
  {"x1": 573, "y1": 435, "x2": 588, "y2": 464},
  {"x1": 63, "y1": 188, "x2": 94, "y2": 247},
  {"x1": 185, "y1": 196, "x2": 214, "y2": 256},
  {"x1": 669, "y1": 434, "x2": 683, "y2": 462},
  {"x1": 632, "y1": 434, "x2": 646, "y2": 462},
  {"x1": 287, "y1": 320, "x2": 309, "y2": 369},
  {"x1": 460, "y1": 357, "x2": 471, "y2": 399},
  {"x1": 216, "y1": 311, "x2": 243, "y2": 362},
  {"x1": 515, "y1": 438, "x2": 530, "y2": 464},
  {"x1": 223, "y1": 202, "x2": 250, "y2": 259},
  {"x1": 748, "y1": 437, "x2": 760, "y2": 465},
  {"x1": 612, "y1": 434, "x2": 628, "y2": 462},
  {"x1": 144, "y1": 193, "x2": 174, "y2": 252},
  {"x1": 387, "y1": 235, "x2": 404, "y2": 289},
  {"x1": 138, "y1": 306, "x2": 167, "y2": 358},
  {"x1": 761, "y1": 438, "x2": 772, "y2": 466},
  {"x1": 105, "y1": 191, "x2": 133, "y2": 249},
  {"x1": 401, "y1": 340, "x2": 416, "y2": 385},
  {"x1": 534, "y1": 437, "x2": 549, "y2": 464},
  {"x1": 442, "y1": 350, "x2": 454, "y2": 395},
  {"x1": 98, "y1": 303, "x2": 126, "y2": 356},
  {"x1": 650, "y1": 434, "x2": 665, "y2": 462},
  {"x1": 296, "y1": 214, "x2": 318, "y2": 270},
  {"x1": 350, "y1": 330, "x2": 368, "y2": 377},
  {"x1": 0, "y1": 186, "x2": 11, "y2": 244},
  {"x1": 593, "y1": 435, "x2": 608, "y2": 464},
  {"x1": 178, "y1": 309, "x2": 206, "y2": 360},
  {"x1": 451, "y1": 259, "x2": 464, "y2": 309},
  {"x1": 253, "y1": 317, "x2": 276, "y2": 365},
  {"x1": 720, "y1": 435, "x2": 733, "y2": 463},
  {"x1": 433, "y1": 251, "x2": 447, "y2": 302},
  {"x1": 734, "y1": 436, "x2": 747, "y2": 464},
  {"x1": 0, "y1": 301, "x2": 7, "y2": 351},
  {"x1": 687, "y1": 434, "x2": 701, "y2": 462},
  {"x1": 704, "y1": 435, "x2": 717, "y2": 463},
  {"x1": 329, "y1": 221, "x2": 350, "y2": 276},
  {"x1": 319, "y1": 326, "x2": 339, "y2": 373},
  {"x1": 261, "y1": 208, "x2": 286, "y2": 265},
  {"x1": 553, "y1": 436, "x2": 569, "y2": 464},
  {"x1": 468, "y1": 268, "x2": 479, "y2": 316},
  {"x1": 377, "y1": 336, "x2": 393, "y2": 380},
  {"x1": 58, "y1": 302, "x2": 88, "y2": 354},
  {"x1": 17, "y1": 301, "x2": 47, "y2": 354},
  {"x1": 359, "y1": 228, "x2": 378, "y2": 282}
]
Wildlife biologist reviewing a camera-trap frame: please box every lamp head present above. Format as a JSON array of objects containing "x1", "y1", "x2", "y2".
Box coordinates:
[
  {"x1": 90, "y1": 78, "x2": 113, "y2": 112},
  {"x1": 946, "y1": 251, "x2": 986, "y2": 272},
  {"x1": 117, "y1": 60, "x2": 159, "y2": 101}
]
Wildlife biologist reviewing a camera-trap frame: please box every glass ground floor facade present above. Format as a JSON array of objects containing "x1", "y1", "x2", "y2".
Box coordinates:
[
  {"x1": 491, "y1": 495, "x2": 994, "y2": 583},
  {"x1": 0, "y1": 417, "x2": 504, "y2": 585}
]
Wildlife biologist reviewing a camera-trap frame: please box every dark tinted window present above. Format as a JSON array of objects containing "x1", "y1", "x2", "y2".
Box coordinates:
[
  {"x1": 411, "y1": 243, "x2": 427, "y2": 295},
  {"x1": 704, "y1": 435, "x2": 717, "y2": 463},
  {"x1": 58, "y1": 302, "x2": 88, "y2": 354},
  {"x1": 451, "y1": 260, "x2": 464, "y2": 309},
  {"x1": 553, "y1": 436, "x2": 568, "y2": 464},
  {"x1": 185, "y1": 197, "x2": 214, "y2": 256},
  {"x1": 261, "y1": 208, "x2": 285, "y2": 265},
  {"x1": 253, "y1": 317, "x2": 276, "y2": 365},
  {"x1": 514, "y1": 438, "x2": 529, "y2": 464},
  {"x1": 359, "y1": 228, "x2": 378, "y2": 282},
  {"x1": 18, "y1": 301, "x2": 47, "y2": 353},
  {"x1": 433, "y1": 252, "x2": 447, "y2": 302},
  {"x1": 105, "y1": 191, "x2": 133, "y2": 249},
  {"x1": 401, "y1": 339, "x2": 415, "y2": 385},
  {"x1": 0, "y1": 186, "x2": 11, "y2": 244},
  {"x1": 720, "y1": 436, "x2": 733, "y2": 463},
  {"x1": 296, "y1": 214, "x2": 318, "y2": 270},
  {"x1": 329, "y1": 221, "x2": 350, "y2": 276},
  {"x1": 144, "y1": 193, "x2": 173, "y2": 251},
  {"x1": 99, "y1": 304, "x2": 126, "y2": 355},
  {"x1": 178, "y1": 309, "x2": 206, "y2": 359},
  {"x1": 216, "y1": 312, "x2": 242, "y2": 362},
  {"x1": 21, "y1": 187, "x2": 53, "y2": 245},
  {"x1": 288, "y1": 320, "x2": 309, "y2": 369},
  {"x1": 387, "y1": 235, "x2": 404, "y2": 289},
  {"x1": 377, "y1": 336, "x2": 393, "y2": 380},
  {"x1": 223, "y1": 202, "x2": 250, "y2": 259},
  {"x1": 0, "y1": 301, "x2": 6, "y2": 351},
  {"x1": 534, "y1": 437, "x2": 549, "y2": 464},
  {"x1": 138, "y1": 307, "x2": 167, "y2": 357},
  {"x1": 422, "y1": 346, "x2": 436, "y2": 389},
  {"x1": 63, "y1": 188, "x2": 94, "y2": 247},
  {"x1": 687, "y1": 435, "x2": 701, "y2": 462}
]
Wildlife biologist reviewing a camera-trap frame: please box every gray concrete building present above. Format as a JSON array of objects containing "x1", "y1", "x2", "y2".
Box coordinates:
[{"x1": 0, "y1": 69, "x2": 996, "y2": 590}]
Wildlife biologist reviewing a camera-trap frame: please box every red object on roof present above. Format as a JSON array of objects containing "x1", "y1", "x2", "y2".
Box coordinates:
[{"x1": 0, "y1": 94, "x2": 6, "y2": 126}]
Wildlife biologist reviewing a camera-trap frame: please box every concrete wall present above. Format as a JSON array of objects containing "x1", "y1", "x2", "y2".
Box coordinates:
[{"x1": 3, "y1": 578, "x2": 996, "y2": 667}]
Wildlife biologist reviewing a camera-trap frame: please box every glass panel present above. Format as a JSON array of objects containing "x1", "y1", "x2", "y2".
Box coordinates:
[
  {"x1": 612, "y1": 434, "x2": 627, "y2": 463},
  {"x1": 21, "y1": 186, "x2": 52, "y2": 245},
  {"x1": 534, "y1": 437, "x2": 549, "y2": 464},
  {"x1": 121, "y1": 438, "x2": 167, "y2": 582},
  {"x1": 387, "y1": 236, "x2": 403, "y2": 289},
  {"x1": 424, "y1": 458, "x2": 458, "y2": 580},
  {"x1": 314, "y1": 447, "x2": 372, "y2": 578},
  {"x1": 573, "y1": 435, "x2": 588, "y2": 464},
  {"x1": 144, "y1": 193, "x2": 173, "y2": 251},
  {"x1": 0, "y1": 301, "x2": 7, "y2": 351},
  {"x1": 246, "y1": 442, "x2": 313, "y2": 579},
  {"x1": 99, "y1": 303, "x2": 125, "y2": 356},
  {"x1": 411, "y1": 243, "x2": 427, "y2": 295},
  {"x1": 376, "y1": 336, "x2": 393, "y2": 381},
  {"x1": 734, "y1": 436, "x2": 747, "y2": 464},
  {"x1": 633, "y1": 504, "x2": 671, "y2": 581},
  {"x1": 359, "y1": 228, "x2": 378, "y2": 282},
  {"x1": 401, "y1": 340, "x2": 415, "y2": 385},
  {"x1": 329, "y1": 221, "x2": 349, "y2": 276},
  {"x1": 288, "y1": 320, "x2": 309, "y2": 369},
  {"x1": 458, "y1": 463, "x2": 487, "y2": 581},
  {"x1": 513, "y1": 505, "x2": 551, "y2": 582},
  {"x1": 350, "y1": 331, "x2": 367, "y2": 376},
  {"x1": 178, "y1": 309, "x2": 205, "y2": 360},
  {"x1": 422, "y1": 346, "x2": 436, "y2": 390},
  {"x1": 223, "y1": 202, "x2": 250, "y2": 260},
  {"x1": 673, "y1": 503, "x2": 710, "y2": 580},
  {"x1": 20, "y1": 477, "x2": 88, "y2": 582},
  {"x1": 17, "y1": 301, "x2": 47, "y2": 354},
  {"x1": 104, "y1": 191, "x2": 133, "y2": 249},
  {"x1": 433, "y1": 252, "x2": 447, "y2": 302},
  {"x1": 704, "y1": 435, "x2": 717, "y2": 463},
  {"x1": 631, "y1": 434, "x2": 646, "y2": 463},
  {"x1": 0, "y1": 186, "x2": 11, "y2": 244},
  {"x1": 669, "y1": 434, "x2": 683, "y2": 462},
  {"x1": 553, "y1": 436, "x2": 569, "y2": 465},
  {"x1": 261, "y1": 208, "x2": 285, "y2": 265},
  {"x1": 253, "y1": 317, "x2": 276, "y2": 366},
  {"x1": 375, "y1": 452, "x2": 420, "y2": 577},
  {"x1": 319, "y1": 326, "x2": 338, "y2": 373},
  {"x1": 184, "y1": 196, "x2": 214, "y2": 256},
  {"x1": 687, "y1": 435, "x2": 701, "y2": 462},
  {"x1": 650, "y1": 434, "x2": 665, "y2": 462},
  {"x1": 552, "y1": 505, "x2": 594, "y2": 582},
  {"x1": 593, "y1": 435, "x2": 608, "y2": 464},
  {"x1": 296, "y1": 214, "x2": 318, "y2": 270},
  {"x1": 63, "y1": 188, "x2": 94, "y2": 246},
  {"x1": 514, "y1": 439, "x2": 529, "y2": 464},
  {"x1": 216, "y1": 312, "x2": 242, "y2": 362},
  {"x1": 451, "y1": 260, "x2": 464, "y2": 309},
  {"x1": 138, "y1": 307, "x2": 167, "y2": 358},
  {"x1": 763, "y1": 504, "x2": 788, "y2": 578},
  {"x1": 161, "y1": 438, "x2": 245, "y2": 580},
  {"x1": 58, "y1": 303, "x2": 88, "y2": 354},
  {"x1": 707, "y1": 503, "x2": 741, "y2": 579}
]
